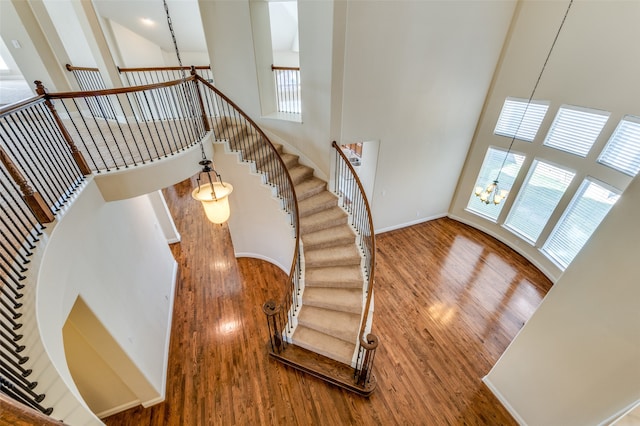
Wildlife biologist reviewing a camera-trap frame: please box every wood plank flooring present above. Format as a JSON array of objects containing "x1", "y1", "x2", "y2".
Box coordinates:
[{"x1": 104, "y1": 178, "x2": 552, "y2": 425}]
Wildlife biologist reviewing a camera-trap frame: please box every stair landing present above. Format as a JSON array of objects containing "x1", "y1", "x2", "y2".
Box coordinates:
[{"x1": 267, "y1": 343, "x2": 376, "y2": 397}]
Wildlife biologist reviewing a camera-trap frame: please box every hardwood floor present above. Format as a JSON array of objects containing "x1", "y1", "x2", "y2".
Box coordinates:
[{"x1": 104, "y1": 178, "x2": 552, "y2": 426}]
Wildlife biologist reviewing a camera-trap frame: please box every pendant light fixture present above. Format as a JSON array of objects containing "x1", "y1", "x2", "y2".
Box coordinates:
[
  {"x1": 474, "y1": 0, "x2": 574, "y2": 205},
  {"x1": 163, "y1": 0, "x2": 233, "y2": 223},
  {"x1": 192, "y1": 160, "x2": 233, "y2": 224}
]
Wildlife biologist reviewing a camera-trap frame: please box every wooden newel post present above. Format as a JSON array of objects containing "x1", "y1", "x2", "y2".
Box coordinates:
[
  {"x1": 0, "y1": 148, "x2": 54, "y2": 223},
  {"x1": 34, "y1": 81, "x2": 92, "y2": 176},
  {"x1": 356, "y1": 333, "x2": 379, "y2": 386},
  {"x1": 190, "y1": 67, "x2": 211, "y2": 132},
  {"x1": 262, "y1": 300, "x2": 284, "y2": 353}
]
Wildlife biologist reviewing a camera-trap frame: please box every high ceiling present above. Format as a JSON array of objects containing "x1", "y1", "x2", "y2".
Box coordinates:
[{"x1": 92, "y1": 0, "x2": 207, "y2": 53}]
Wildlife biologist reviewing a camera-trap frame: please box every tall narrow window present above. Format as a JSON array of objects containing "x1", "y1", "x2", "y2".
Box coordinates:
[
  {"x1": 505, "y1": 160, "x2": 575, "y2": 243},
  {"x1": 598, "y1": 115, "x2": 640, "y2": 177},
  {"x1": 542, "y1": 179, "x2": 620, "y2": 269},
  {"x1": 543, "y1": 106, "x2": 609, "y2": 157},
  {"x1": 467, "y1": 147, "x2": 525, "y2": 221},
  {"x1": 494, "y1": 97, "x2": 549, "y2": 142}
]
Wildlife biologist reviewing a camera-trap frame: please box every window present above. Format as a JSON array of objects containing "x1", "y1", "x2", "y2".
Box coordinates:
[
  {"x1": 542, "y1": 179, "x2": 620, "y2": 269},
  {"x1": 494, "y1": 97, "x2": 549, "y2": 142},
  {"x1": 598, "y1": 115, "x2": 640, "y2": 177},
  {"x1": 467, "y1": 147, "x2": 525, "y2": 221},
  {"x1": 543, "y1": 106, "x2": 609, "y2": 157},
  {"x1": 505, "y1": 161, "x2": 575, "y2": 243}
]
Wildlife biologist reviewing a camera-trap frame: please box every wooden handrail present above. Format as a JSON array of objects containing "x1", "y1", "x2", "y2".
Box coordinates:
[
  {"x1": 195, "y1": 75, "x2": 301, "y2": 294},
  {"x1": 0, "y1": 392, "x2": 63, "y2": 425},
  {"x1": 271, "y1": 65, "x2": 300, "y2": 71},
  {"x1": 331, "y1": 141, "x2": 376, "y2": 350},
  {"x1": 41, "y1": 75, "x2": 197, "y2": 100},
  {"x1": 0, "y1": 95, "x2": 45, "y2": 118},
  {"x1": 65, "y1": 63, "x2": 99, "y2": 72},
  {"x1": 118, "y1": 65, "x2": 211, "y2": 73}
]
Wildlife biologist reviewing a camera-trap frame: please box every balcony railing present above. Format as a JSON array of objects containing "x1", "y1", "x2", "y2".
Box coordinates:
[
  {"x1": 271, "y1": 65, "x2": 301, "y2": 114},
  {"x1": 0, "y1": 68, "x2": 300, "y2": 421}
]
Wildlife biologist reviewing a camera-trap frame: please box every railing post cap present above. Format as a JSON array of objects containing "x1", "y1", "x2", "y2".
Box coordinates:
[{"x1": 34, "y1": 81, "x2": 47, "y2": 96}]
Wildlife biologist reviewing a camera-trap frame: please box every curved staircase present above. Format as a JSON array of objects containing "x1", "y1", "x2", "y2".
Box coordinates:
[{"x1": 212, "y1": 117, "x2": 366, "y2": 367}]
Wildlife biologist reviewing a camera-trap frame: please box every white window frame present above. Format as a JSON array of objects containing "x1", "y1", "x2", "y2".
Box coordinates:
[
  {"x1": 541, "y1": 177, "x2": 620, "y2": 269},
  {"x1": 504, "y1": 159, "x2": 575, "y2": 244},
  {"x1": 494, "y1": 97, "x2": 549, "y2": 142},
  {"x1": 597, "y1": 115, "x2": 640, "y2": 177},
  {"x1": 543, "y1": 105, "x2": 610, "y2": 157}
]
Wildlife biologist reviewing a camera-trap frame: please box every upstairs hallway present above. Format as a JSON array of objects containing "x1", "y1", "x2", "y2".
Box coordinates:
[{"x1": 103, "y1": 178, "x2": 552, "y2": 426}]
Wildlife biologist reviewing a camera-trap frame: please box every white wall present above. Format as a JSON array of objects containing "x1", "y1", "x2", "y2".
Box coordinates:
[
  {"x1": 449, "y1": 1, "x2": 640, "y2": 282},
  {"x1": 341, "y1": 1, "x2": 516, "y2": 231},
  {"x1": 200, "y1": 0, "x2": 339, "y2": 179},
  {"x1": 0, "y1": 0, "x2": 72, "y2": 91},
  {"x1": 42, "y1": 0, "x2": 97, "y2": 68},
  {"x1": 200, "y1": 0, "x2": 516, "y2": 232},
  {"x1": 107, "y1": 19, "x2": 165, "y2": 67},
  {"x1": 484, "y1": 171, "x2": 640, "y2": 425},
  {"x1": 37, "y1": 180, "x2": 178, "y2": 418},
  {"x1": 213, "y1": 142, "x2": 296, "y2": 273}
]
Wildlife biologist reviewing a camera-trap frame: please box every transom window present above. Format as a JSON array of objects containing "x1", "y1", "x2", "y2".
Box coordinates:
[
  {"x1": 543, "y1": 105, "x2": 610, "y2": 157},
  {"x1": 598, "y1": 115, "x2": 640, "y2": 177},
  {"x1": 494, "y1": 97, "x2": 549, "y2": 142}
]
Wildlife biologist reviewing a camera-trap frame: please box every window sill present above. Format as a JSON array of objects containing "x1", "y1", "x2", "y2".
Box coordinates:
[{"x1": 262, "y1": 111, "x2": 302, "y2": 124}]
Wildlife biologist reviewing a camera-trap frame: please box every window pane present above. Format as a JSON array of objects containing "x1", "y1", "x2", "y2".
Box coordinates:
[
  {"x1": 505, "y1": 161, "x2": 575, "y2": 243},
  {"x1": 467, "y1": 147, "x2": 525, "y2": 221},
  {"x1": 542, "y1": 179, "x2": 620, "y2": 269},
  {"x1": 543, "y1": 106, "x2": 609, "y2": 157},
  {"x1": 598, "y1": 115, "x2": 640, "y2": 177},
  {"x1": 494, "y1": 97, "x2": 549, "y2": 142}
]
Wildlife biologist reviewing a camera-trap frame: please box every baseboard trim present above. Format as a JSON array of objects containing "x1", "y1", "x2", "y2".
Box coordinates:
[
  {"x1": 235, "y1": 252, "x2": 288, "y2": 273},
  {"x1": 149, "y1": 260, "x2": 179, "y2": 408},
  {"x1": 97, "y1": 400, "x2": 141, "y2": 419},
  {"x1": 375, "y1": 213, "x2": 447, "y2": 235},
  {"x1": 482, "y1": 376, "x2": 528, "y2": 426}
]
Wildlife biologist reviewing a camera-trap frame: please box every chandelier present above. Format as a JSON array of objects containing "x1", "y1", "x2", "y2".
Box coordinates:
[{"x1": 474, "y1": 0, "x2": 574, "y2": 206}]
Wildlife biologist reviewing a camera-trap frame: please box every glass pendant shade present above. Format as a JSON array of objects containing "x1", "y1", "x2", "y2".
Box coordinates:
[{"x1": 192, "y1": 182, "x2": 233, "y2": 224}]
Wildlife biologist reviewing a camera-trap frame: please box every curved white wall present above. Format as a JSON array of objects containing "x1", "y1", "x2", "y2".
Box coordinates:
[
  {"x1": 213, "y1": 142, "x2": 295, "y2": 273},
  {"x1": 37, "y1": 179, "x2": 178, "y2": 421}
]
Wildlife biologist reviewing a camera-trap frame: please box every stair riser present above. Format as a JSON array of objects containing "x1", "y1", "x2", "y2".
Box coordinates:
[
  {"x1": 291, "y1": 338, "x2": 353, "y2": 365},
  {"x1": 297, "y1": 319, "x2": 358, "y2": 344},
  {"x1": 296, "y1": 184, "x2": 326, "y2": 202},
  {"x1": 306, "y1": 257, "x2": 361, "y2": 268},
  {"x1": 302, "y1": 234, "x2": 356, "y2": 251},
  {"x1": 301, "y1": 218, "x2": 348, "y2": 234},
  {"x1": 304, "y1": 280, "x2": 363, "y2": 289},
  {"x1": 299, "y1": 199, "x2": 339, "y2": 218},
  {"x1": 302, "y1": 299, "x2": 362, "y2": 315}
]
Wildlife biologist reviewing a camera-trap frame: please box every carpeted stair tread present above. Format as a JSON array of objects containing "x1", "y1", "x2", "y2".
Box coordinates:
[
  {"x1": 292, "y1": 326, "x2": 355, "y2": 365},
  {"x1": 305, "y1": 244, "x2": 361, "y2": 268},
  {"x1": 298, "y1": 191, "x2": 339, "y2": 218},
  {"x1": 302, "y1": 287, "x2": 362, "y2": 314},
  {"x1": 295, "y1": 178, "x2": 327, "y2": 201},
  {"x1": 302, "y1": 224, "x2": 355, "y2": 250},
  {"x1": 297, "y1": 306, "x2": 360, "y2": 344},
  {"x1": 280, "y1": 153, "x2": 299, "y2": 168},
  {"x1": 300, "y1": 206, "x2": 348, "y2": 234},
  {"x1": 305, "y1": 265, "x2": 364, "y2": 288},
  {"x1": 288, "y1": 164, "x2": 314, "y2": 185}
]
